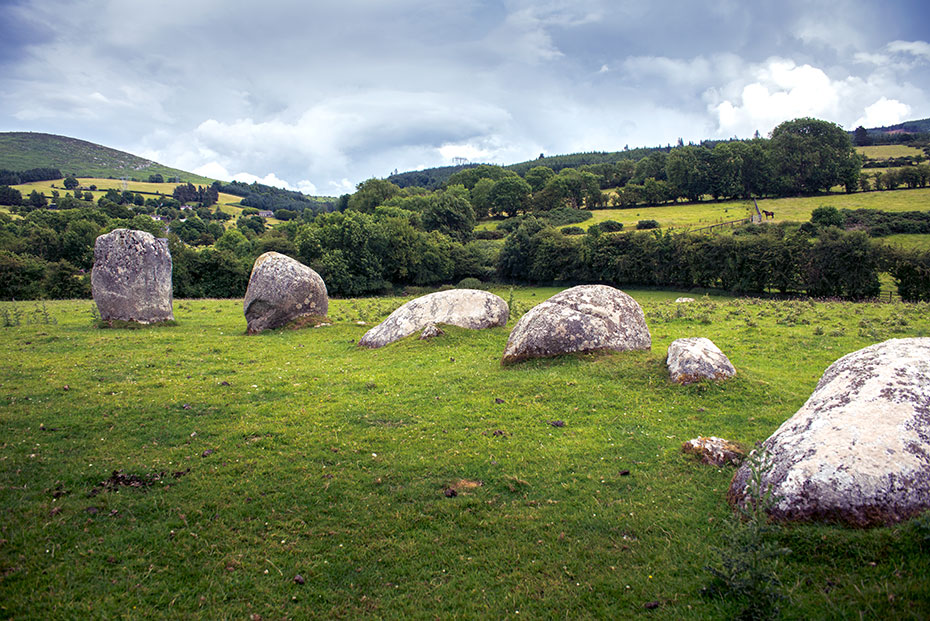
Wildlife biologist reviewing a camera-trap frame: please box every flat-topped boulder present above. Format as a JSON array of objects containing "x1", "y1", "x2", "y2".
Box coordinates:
[
  {"x1": 244, "y1": 252, "x2": 328, "y2": 334},
  {"x1": 501, "y1": 285, "x2": 650, "y2": 365},
  {"x1": 728, "y1": 338, "x2": 930, "y2": 527},
  {"x1": 358, "y1": 289, "x2": 508, "y2": 348},
  {"x1": 91, "y1": 228, "x2": 174, "y2": 324},
  {"x1": 667, "y1": 337, "x2": 736, "y2": 384}
]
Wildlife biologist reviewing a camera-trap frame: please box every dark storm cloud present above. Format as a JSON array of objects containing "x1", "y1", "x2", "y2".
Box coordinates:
[{"x1": 1, "y1": 0, "x2": 928, "y2": 194}]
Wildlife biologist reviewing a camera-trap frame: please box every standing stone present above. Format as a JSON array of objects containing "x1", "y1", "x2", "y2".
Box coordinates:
[
  {"x1": 358, "y1": 289, "x2": 508, "y2": 349},
  {"x1": 244, "y1": 252, "x2": 328, "y2": 334},
  {"x1": 667, "y1": 337, "x2": 736, "y2": 384},
  {"x1": 91, "y1": 228, "x2": 174, "y2": 324},
  {"x1": 728, "y1": 338, "x2": 930, "y2": 526},
  {"x1": 501, "y1": 285, "x2": 651, "y2": 365}
]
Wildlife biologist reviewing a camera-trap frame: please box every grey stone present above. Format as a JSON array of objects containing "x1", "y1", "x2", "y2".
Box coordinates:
[
  {"x1": 358, "y1": 289, "x2": 508, "y2": 348},
  {"x1": 682, "y1": 436, "x2": 744, "y2": 467},
  {"x1": 501, "y1": 285, "x2": 651, "y2": 365},
  {"x1": 419, "y1": 324, "x2": 445, "y2": 340},
  {"x1": 91, "y1": 228, "x2": 174, "y2": 324},
  {"x1": 667, "y1": 337, "x2": 736, "y2": 384},
  {"x1": 728, "y1": 337, "x2": 930, "y2": 526},
  {"x1": 674, "y1": 297, "x2": 695, "y2": 303},
  {"x1": 243, "y1": 252, "x2": 328, "y2": 334}
]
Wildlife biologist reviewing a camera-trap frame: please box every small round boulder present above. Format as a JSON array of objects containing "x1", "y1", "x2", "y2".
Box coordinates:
[
  {"x1": 91, "y1": 228, "x2": 174, "y2": 324},
  {"x1": 243, "y1": 252, "x2": 328, "y2": 334},
  {"x1": 501, "y1": 285, "x2": 651, "y2": 364},
  {"x1": 667, "y1": 337, "x2": 736, "y2": 384}
]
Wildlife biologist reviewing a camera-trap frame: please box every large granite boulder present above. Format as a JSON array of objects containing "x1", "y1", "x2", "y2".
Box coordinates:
[
  {"x1": 667, "y1": 337, "x2": 736, "y2": 384},
  {"x1": 91, "y1": 228, "x2": 174, "y2": 324},
  {"x1": 501, "y1": 285, "x2": 651, "y2": 365},
  {"x1": 244, "y1": 252, "x2": 328, "y2": 334},
  {"x1": 358, "y1": 289, "x2": 508, "y2": 348},
  {"x1": 728, "y1": 338, "x2": 930, "y2": 526}
]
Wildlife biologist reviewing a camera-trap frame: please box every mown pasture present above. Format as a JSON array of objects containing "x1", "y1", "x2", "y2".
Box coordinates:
[
  {"x1": 855, "y1": 144, "x2": 926, "y2": 159},
  {"x1": 1, "y1": 290, "x2": 929, "y2": 619},
  {"x1": 11, "y1": 178, "x2": 251, "y2": 220}
]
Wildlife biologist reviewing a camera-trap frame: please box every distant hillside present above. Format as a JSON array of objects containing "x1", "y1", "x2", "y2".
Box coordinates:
[
  {"x1": 0, "y1": 132, "x2": 215, "y2": 184},
  {"x1": 863, "y1": 117, "x2": 930, "y2": 135},
  {"x1": 387, "y1": 146, "x2": 665, "y2": 189}
]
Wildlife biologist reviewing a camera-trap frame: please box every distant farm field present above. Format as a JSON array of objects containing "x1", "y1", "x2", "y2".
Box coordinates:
[
  {"x1": 856, "y1": 144, "x2": 926, "y2": 159},
  {"x1": 11, "y1": 177, "x2": 251, "y2": 218},
  {"x1": 1, "y1": 291, "x2": 929, "y2": 619},
  {"x1": 526, "y1": 188, "x2": 930, "y2": 233}
]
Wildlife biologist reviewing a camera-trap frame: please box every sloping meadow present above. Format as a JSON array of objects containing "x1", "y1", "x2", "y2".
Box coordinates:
[{"x1": 1, "y1": 290, "x2": 928, "y2": 619}]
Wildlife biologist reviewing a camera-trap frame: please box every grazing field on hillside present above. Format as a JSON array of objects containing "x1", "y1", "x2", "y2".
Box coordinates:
[
  {"x1": 11, "y1": 178, "x2": 250, "y2": 218},
  {"x1": 1, "y1": 290, "x2": 929, "y2": 619},
  {"x1": 856, "y1": 144, "x2": 926, "y2": 159},
  {"x1": 531, "y1": 187, "x2": 930, "y2": 233}
]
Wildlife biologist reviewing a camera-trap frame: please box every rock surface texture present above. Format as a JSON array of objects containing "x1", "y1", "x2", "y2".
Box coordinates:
[
  {"x1": 728, "y1": 338, "x2": 930, "y2": 526},
  {"x1": 92, "y1": 228, "x2": 174, "y2": 324},
  {"x1": 358, "y1": 289, "x2": 508, "y2": 348},
  {"x1": 243, "y1": 252, "x2": 328, "y2": 334},
  {"x1": 667, "y1": 337, "x2": 736, "y2": 384},
  {"x1": 500, "y1": 285, "x2": 651, "y2": 364},
  {"x1": 682, "y1": 437, "x2": 744, "y2": 467}
]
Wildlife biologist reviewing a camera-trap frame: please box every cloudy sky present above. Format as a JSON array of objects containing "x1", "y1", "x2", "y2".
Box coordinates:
[{"x1": 2, "y1": 0, "x2": 929, "y2": 195}]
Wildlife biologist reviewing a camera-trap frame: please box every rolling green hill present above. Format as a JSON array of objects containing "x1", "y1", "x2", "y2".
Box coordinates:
[{"x1": 0, "y1": 131, "x2": 215, "y2": 184}]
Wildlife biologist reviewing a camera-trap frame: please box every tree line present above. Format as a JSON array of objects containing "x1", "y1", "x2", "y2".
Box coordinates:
[{"x1": 2, "y1": 117, "x2": 930, "y2": 302}]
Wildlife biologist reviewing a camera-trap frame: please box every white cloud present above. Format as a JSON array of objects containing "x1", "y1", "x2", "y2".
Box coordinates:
[
  {"x1": 854, "y1": 97, "x2": 912, "y2": 128},
  {"x1": 887, "y1": 40, "x2": 930, "y2": 60}
]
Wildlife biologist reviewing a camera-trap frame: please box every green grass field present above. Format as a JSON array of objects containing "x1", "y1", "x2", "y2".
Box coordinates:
[
  {"x1": 476, "y1": 188, "x2": 930, "y2": 235},
  {"x1": 1, "y1": 290, "x2": 929, "y2": 619},
  {"x1": 10, "y1": 178, "x2": 257, "y2": 222},
  {"x1": 856, "y1": 145, "x2": 926, "y2": 159}
]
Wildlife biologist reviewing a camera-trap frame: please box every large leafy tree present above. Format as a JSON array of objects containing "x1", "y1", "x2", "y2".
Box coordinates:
[{"x1": 769, "y1": 118, "x2": 861, "y2": 195}]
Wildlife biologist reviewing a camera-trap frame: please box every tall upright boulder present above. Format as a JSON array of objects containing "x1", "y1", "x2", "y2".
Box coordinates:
[
  {"x1": 501, "y1": 285, "x2": 651, "y2": 364},
  {"x1": 358, "y1": 289, "x2": 508, "y2": 348},
  {"x1": 728, "y1": 338, "x2": 930, "y2": 526},
  {"x1": 243, "y1": 252, "x2": 328, "y2": 334},
  {"x1": 91, "y1": 228, "x2": 174, "y2": 324}
]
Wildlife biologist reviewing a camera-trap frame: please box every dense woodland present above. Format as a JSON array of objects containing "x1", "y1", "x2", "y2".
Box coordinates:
[{"x1": 2, "y1": 117, "x2": 930, "y2": 302}]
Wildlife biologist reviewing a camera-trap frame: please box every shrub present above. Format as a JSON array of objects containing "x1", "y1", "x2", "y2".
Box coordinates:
[
  {"x1": 561, "y1": 226, "x2": 584, "y2": 235},
  {"x1": 544, "y1": 206, "x2": 593, "y2": 227},
  {"x1": 456, "y1": 277, "x2": 484, "y2": 290},
  {"x1": 636, "y1": 219, "x2": 660, "y2": 230},
  {"x1": 599, "y1": 219, "x2": 623, "y2": 232}
]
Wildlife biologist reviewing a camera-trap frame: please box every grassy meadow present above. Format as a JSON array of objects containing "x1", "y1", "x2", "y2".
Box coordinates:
[
  {"x1": 11, "y1": 178, "x2": 251, "y2": 219},
  {"x1": 1, "y1": 289, "x2": 929, "y2": 619},
  {"x1": 855, "y1": 144, "x2": 926, "y2": 159}
]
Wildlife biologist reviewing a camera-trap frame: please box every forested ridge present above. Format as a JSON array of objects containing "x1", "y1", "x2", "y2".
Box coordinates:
[{"x1": 2, "y1": 117, "x2": 930, "y2": 302}]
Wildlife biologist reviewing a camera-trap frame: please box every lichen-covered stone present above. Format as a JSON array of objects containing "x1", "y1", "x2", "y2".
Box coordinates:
[
  {"x1": 358, "y1": 289, "x2": 508, "y2": 348},
  {"x1": 682, "y1": 436, "x2": 744, "y2": 467},
  {"x1": 667, "y1": 337, "x2": 736, "y2": 384},
  {"x1": 243, "y1": 252, "x2": 328, "y2": 334},
  {"x1": 500, "y1": 285, "x2": 650, "y2": 365},
  {"x1": 419, "y1": 324, "x2": 444, "y2": 340},
  {"x1": 728, "y1": 338, "x2": 930, "y2": 527},
  {"x1": 91, "y1": 228, "x2": 174, "y2": 324}
]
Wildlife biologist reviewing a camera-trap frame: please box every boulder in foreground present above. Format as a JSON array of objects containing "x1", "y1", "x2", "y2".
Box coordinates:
[
  {"x1": 358, "y1": 289, "x2": 508, "y2": 348},
  {"x1": 728, "y1": 338, "x2": 930, "y2": 526},
  {"x1": 92, "y1": 228, "x2": 174, "y2": 324},
  {"x1": 244, "y1": 252, "x2": 328, "y2": 334},
  {"x1": 501, "y1": 285, "x2": 650, "y2": 364}
]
